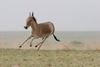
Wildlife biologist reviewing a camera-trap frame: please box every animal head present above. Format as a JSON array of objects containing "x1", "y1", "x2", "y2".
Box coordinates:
[{"x1": 24, "y1": 12, "x2": 35, "y2": 29}]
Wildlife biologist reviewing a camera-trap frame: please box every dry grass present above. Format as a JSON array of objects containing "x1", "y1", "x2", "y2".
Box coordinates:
[{"x1": 0, "y1": 49, "x2": 100, "y2": 67}]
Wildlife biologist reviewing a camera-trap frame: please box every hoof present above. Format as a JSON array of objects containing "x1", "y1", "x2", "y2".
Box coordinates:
[
  {"x1": 35, "y1": 45, "x2": 37, "y2": 47},
  {"x1": 19, "y1": 46, "x2": 22, "y2": 48},
  {"x1": 30, "y1": 45, "x2": 32, "y2": 47}
]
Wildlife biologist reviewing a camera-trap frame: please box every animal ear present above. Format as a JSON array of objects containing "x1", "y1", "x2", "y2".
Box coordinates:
[
  {"x1": 32, "y1": 12, "x2": 34, "y2": 17},
  {"x1": 29, "y1": 12, "x2": 31, "y2": 17}
]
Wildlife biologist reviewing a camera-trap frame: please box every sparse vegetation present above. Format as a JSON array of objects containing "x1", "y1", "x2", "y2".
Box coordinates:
[
  {"x1": 0, "y1": 49, "x2": 100, "y2": 67},
  {"x1": 71, "y1": 41, "x2": 83, "y2": 45}
]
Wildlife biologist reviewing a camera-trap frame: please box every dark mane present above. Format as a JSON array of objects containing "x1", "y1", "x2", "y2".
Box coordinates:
[{"x1": 33, "y1": 16, "x2": 37, "y2": 24}]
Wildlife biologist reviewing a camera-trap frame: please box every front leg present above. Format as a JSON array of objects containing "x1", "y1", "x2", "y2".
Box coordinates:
[
  {"x1": 19, "y1": 35, "x2": 32, "y2": 48},
  {"x1": 30, "y1": 37, "x2": 35, "y2": 47}
]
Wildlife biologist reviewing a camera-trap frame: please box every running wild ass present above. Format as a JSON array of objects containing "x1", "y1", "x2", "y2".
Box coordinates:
[{"x1": 19, "y1": 12, "x2": 60, "y2": 50}]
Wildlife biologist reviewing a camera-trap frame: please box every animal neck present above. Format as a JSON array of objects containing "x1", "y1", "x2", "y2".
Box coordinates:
[{"x1": 30, "y1": 20, "x2": 38, "y2": 31}]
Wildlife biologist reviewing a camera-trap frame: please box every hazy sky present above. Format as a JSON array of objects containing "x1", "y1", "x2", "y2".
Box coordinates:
[{"x1": 0, "y1": 0, "x2": 100, "y2": 31}]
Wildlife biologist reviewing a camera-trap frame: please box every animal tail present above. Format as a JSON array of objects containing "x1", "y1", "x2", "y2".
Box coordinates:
[{"x1": 53, "y1": 34, "x2": 60, "y2": 42}]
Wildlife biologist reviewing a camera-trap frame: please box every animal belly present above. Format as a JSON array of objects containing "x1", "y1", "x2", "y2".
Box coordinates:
[
  {"x1": 43, "y1": 29, "x2": 51, "y2": 34},
  {"x1": 39, "y1": 29, "x2": 52, "y2": 37}
]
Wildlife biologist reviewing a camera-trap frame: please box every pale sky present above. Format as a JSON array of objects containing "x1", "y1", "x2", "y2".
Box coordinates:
[{"x1": 0, "y1": 0, "x2": 100, "y2": 31}]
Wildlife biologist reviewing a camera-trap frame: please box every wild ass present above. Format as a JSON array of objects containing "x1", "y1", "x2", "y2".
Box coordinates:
[{"x1": 19, "y1": 12, "x2": 60, "y2": 50}]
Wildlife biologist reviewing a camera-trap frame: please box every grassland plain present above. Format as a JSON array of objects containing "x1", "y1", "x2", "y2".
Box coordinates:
[{"x1": 0, "y1": 49, "x2": 100, "y2": 67}]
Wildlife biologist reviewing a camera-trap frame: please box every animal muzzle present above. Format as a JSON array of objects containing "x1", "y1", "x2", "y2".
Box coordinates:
[{"x1": 24, "y1": 26, "x2": 28, "y2": 29}]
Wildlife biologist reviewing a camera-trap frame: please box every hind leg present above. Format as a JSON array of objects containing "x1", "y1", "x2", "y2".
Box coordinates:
[
  {"x1": 35, "y1": 37, "x2": 48, "y2": 50},
  {"x1": 35, "y1": 37, "x2": 45, "y2": 47}
]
